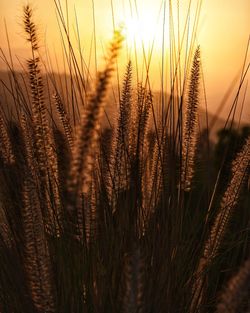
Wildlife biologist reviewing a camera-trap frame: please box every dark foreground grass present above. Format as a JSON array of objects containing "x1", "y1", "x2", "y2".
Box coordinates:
[{"x1": 0, "y1": 3, "x2": 249, "y2": 313}]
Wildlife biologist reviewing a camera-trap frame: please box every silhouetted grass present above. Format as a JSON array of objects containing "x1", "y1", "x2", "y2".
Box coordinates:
[{"x1": 0, "y1": 3, "x2": 249, "y2": 313}]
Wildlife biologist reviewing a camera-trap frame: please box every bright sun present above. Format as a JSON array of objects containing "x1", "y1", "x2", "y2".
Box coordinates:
[
  {"x1": 125, "y1": 14, "x2": 158, "y2": 48},
  {"x1": 121, "y1": 3, "x2": 169, "y2": 52}
]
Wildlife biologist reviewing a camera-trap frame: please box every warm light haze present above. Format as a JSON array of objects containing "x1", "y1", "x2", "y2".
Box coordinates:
[
  {"x1": 0, "y1": 0, "x2": 249, "y2": 121},
  {"x1": 0, "y1": 2, "x2": 250, "y2": 311}
]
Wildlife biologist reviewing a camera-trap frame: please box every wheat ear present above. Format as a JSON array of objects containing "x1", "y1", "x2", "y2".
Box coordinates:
[
  {"x1": 22, "y1": 173, "x2": 55, "y2": 312},
  {"x1": 54, "y1": 92, "x2": 74, "y2": 150},
  {"x1": 66, "y1": 30, "x2": 123, "y2": 239},
  {"x1": 0, "y1": 108, "x2": 15, "y2": 165},
  {"x1": 109, "y1": 60, "x2": 133, "y2": 204},
  {"x1": 24, "y1": 5, "x2": 61, "y2": 234},
  {"x1": 191, "y1": 135, "x2": 250, "y2": 311},
  {"x1": 181, "y1": 46, "x2": 200, "y2": 191}
]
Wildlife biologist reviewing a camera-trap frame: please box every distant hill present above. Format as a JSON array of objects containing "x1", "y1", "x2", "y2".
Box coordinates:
[{"x1": 0, "y1": 70, "x2": 248, "y2": 142}]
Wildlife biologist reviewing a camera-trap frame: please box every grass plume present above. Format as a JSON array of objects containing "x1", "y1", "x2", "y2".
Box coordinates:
[{"x1": 0, "y1": 2, "x2": 249, "y2": 313}]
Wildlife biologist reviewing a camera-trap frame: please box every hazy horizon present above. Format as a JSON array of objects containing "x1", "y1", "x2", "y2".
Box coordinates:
[{"x1": 0, "y1": 0, "x2": 249, "y2": 122}]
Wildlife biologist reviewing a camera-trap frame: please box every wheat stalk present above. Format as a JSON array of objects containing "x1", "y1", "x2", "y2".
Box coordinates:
[
  {"x1": 54, "y1": 92, "x2": 74, "y2": 150},
  {"x1": 24, "y1": 5, "x2": 61, "y2": 234},
  {"x1": 66, "y1": 30, "x2": 123, "y2": 239},
  {"x1": 0, "y1": 109, "x2": 15, "y2": 165},
  {"x1": 22, "y1": 173, "x2": 55, "y2": 312},
  {"x1": 191, "y1": 134, "x2": 250, "y2": 311},
  {"x1": 109, "y1": 61, "x2": 133, "y2": 205},
  {"x1": 181, "y1": 46, "x2": 200, "y2": 191}
]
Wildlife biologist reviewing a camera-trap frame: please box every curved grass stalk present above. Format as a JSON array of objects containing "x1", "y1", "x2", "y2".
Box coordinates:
[{"x1": 66, "y1": 30, "x2": 123, "y2": 239}]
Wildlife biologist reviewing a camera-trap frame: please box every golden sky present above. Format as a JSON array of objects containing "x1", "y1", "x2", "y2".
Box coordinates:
[{"x1": 0, "y1": 0, "x2": 249, "y2": 121}]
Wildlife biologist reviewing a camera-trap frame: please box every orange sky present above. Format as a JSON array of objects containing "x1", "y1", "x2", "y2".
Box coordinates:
[{"x1": 0, "y1": 0, "x2": 249, "y2": 121}]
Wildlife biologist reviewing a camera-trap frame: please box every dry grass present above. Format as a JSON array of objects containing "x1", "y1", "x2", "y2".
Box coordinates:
[{"x1": 0, "y1": 3, "x2": 249, "y2": 313}]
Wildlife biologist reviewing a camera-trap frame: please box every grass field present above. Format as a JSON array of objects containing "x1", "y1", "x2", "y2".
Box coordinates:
[{"x1": 0, "y1": 2, "x2": 249, "y2": 312}]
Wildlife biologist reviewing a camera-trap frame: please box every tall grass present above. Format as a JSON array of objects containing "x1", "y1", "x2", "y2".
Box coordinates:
[{"x1": 0, "y1": 2, "x2": 249, "y2": 313}]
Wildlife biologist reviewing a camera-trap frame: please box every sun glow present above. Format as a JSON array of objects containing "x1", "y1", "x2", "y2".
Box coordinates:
[
  {"x1": 121, "y1": 3, "x2": 169, "y2": 52},
  {"x1": 125, "y1": 14, "x2": 158, "y2": 49}
]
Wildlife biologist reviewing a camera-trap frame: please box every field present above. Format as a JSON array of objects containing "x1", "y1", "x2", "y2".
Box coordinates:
[{"x1": 0, "y1": 1, "x2": 249, "y2": 312}]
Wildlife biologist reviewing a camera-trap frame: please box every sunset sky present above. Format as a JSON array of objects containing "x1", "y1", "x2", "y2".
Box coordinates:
[{"x1": 0, "y1": 0, "x2": 249, "y2": 121}]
